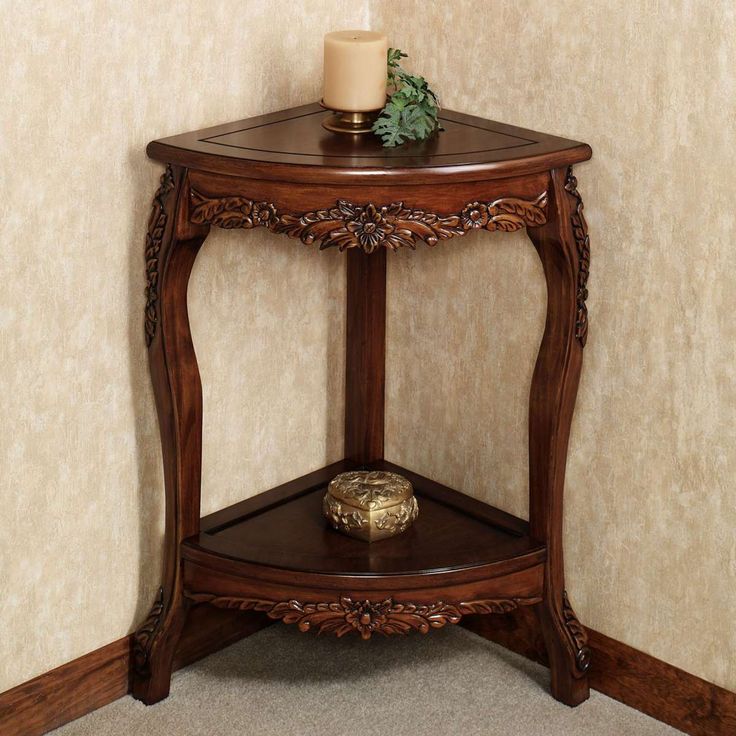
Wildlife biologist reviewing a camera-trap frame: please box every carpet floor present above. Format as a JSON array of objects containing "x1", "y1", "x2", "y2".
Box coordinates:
[{"x1": 53, "y1": 625, "x2": 681, "y2": 735}]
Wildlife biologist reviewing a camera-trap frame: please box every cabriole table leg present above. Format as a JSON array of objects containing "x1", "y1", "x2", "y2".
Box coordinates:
[
  {"x1": 132, "y1": 165, "x2": 210, "y2": 704},
  {"x1": 526, "y1": 166, "x2": 592, "y2": 706}
]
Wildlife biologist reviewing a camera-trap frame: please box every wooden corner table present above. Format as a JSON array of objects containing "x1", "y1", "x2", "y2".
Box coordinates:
[{"x1": 133, "y1": 102, "x2": 593, "y2": 707}]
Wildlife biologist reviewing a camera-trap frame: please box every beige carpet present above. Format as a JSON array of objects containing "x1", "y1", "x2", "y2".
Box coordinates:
[{"x1": 53, "y1": 625, "x2": 682, "y2": 735}]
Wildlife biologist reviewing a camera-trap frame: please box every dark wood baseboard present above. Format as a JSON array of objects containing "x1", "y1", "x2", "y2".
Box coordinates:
[
  {"x1": 2, "y1": 605, "x2": 733, "y2": 736},
  {"x1": 587, "y1": 629, "x2": 736, "y2": 736},
  {"x1": 0, "y1": 636, "x2": 131, "y2": 736},
  {"x1": 462, "y1": 608, "x2": 736, "y2": 736},
  {"x1": 0, "y1": 607, "x2": 270, "y2": 736}
]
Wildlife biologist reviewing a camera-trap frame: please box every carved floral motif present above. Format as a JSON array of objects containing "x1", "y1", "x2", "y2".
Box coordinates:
[
  {"x1": 189, "y1": 190, "x2": 548, "y2": 253},
  {"x1": 562, "y1": 590, "x2": 591, "y2": 674},
  {"x1": 564, "y1": 167, "x2": 590, "y2": 347},
  {"x1": 186, "y1": 592, "x2": 542, "y2": 639},
  {"x1": 144, "y1": 166, "x2": 176, "y2": 346},
  {"x1": 132, "y1": 587, "x2": 164, "y2": 677}
]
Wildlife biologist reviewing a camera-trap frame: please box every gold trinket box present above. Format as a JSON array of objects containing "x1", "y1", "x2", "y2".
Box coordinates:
[{"x1": 323, "y1": 470, "x2": 419, "y2": 542}]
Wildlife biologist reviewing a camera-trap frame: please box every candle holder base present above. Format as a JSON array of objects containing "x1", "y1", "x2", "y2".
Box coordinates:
[{"x1": 320, "y1": 101, "x2": 382, "y2": 135}]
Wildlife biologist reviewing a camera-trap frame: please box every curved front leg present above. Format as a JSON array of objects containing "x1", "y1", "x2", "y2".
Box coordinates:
[
  {"x1": 132, "y1": 165, "x2": 210, "y2": 704},
  {"x1": 526, "y1": 166, "x2": 591, "y2": 706}
]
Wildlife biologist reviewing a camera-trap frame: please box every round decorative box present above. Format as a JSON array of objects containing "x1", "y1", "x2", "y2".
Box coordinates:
[{"x1": 322, "y1": 470, "x2": 419, "y2": 542}]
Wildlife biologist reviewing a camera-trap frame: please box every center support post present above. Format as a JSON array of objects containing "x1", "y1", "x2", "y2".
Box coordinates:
[{"x1": 344, "y1": 248, "x2": 387, "y2": 465}]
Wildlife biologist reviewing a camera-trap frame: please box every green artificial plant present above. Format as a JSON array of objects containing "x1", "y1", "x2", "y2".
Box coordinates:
[{"x1": 372, "y1": 48, "x2": 441, "y2": 147}]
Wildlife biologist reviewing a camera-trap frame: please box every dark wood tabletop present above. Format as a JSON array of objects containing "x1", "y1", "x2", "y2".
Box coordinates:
[{"x1": 148, "y1": 102, "x2": 591, "y2": 184}]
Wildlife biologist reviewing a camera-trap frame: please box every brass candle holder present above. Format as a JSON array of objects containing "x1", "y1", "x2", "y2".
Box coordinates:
[{"x1": 320, "y1": 100, "x2": 383, "y2": 135}]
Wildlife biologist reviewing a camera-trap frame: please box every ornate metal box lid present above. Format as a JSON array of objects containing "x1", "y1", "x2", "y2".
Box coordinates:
[{"x1": 327, "y1": 471, "x2": 413, "y2": 511}]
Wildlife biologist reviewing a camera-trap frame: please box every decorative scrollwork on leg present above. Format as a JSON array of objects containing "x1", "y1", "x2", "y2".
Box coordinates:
[
  {"x1": 144, "y1": 166, "x2": 176, "y2": 346},
  {"x1": 562, "y1": 591, "x2": 591, "y2": 674},
  {"x1": 564, "y1": 167, "x2": 590, "y2": 347},
  {"x1": 132, "y1": 588, "x2": 164, "y2": 678}
]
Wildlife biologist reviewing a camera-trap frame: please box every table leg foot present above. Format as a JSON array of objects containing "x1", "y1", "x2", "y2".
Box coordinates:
[
  {"x1": 131, "y1": 588, "x2": 188, "y2": 705},
  {"x1": 535, "y1": 592, "x2": 590, "y2": 706}
]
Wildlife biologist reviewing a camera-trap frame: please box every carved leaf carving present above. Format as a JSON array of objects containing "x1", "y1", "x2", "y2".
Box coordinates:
[
  {"x1": 488, "y1": 194, "x2": 549, "y2": 231},
  {"x1": 189, "y1": 191, "x2": 548, "y2": 254},
  {"x1": 186, "y1": 592, "x2": 541, "y2": 639}
]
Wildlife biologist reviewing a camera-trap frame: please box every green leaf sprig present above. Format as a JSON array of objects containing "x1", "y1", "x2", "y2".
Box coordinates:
[{"x1": 372, "y1": 48, "x2": 441, "y2": 148}]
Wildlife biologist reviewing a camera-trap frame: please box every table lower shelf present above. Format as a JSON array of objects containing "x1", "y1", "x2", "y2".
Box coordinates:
[{"x1": 181, "y1": 460, "x2": 545, "y2": 638}]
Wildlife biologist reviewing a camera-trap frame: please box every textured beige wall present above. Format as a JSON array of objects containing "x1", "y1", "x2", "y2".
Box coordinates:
[
  {"x1": 375, "y1": 0, "x2": 736, "y2": 692},
  {"x1": 2, "y1": 0, "x2": 735, "y2": 699},
  {"x1": 0, "y1": 0, "x2": 362, "y2": 692}
]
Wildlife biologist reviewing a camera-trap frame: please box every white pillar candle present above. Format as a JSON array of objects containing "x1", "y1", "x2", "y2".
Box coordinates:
[{"x1": 323, "y1": 30, "x2": 388, "y2": 112}]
